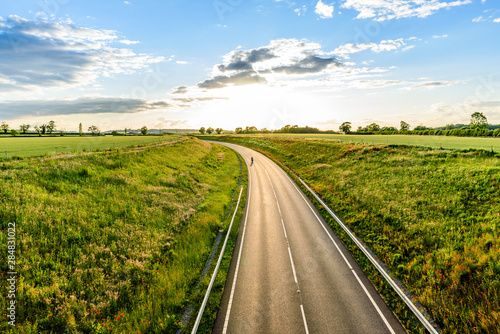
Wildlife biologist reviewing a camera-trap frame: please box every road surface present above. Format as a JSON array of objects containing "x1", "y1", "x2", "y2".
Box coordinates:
[{"x1": 212, "y1": 142, "x2": 406, "y2": 334}]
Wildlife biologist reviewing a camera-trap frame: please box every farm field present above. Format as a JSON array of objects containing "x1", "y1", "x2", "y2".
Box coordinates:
[
  {"x1": 0, "y1": 136, "x2": 246, "y2": 333},
  {"x1": 212, "y1": 135, "x2": 500, "y2": 333},
  {"x1": 0, "y1": 135, "x2": 175, "y2": 158},
  {"x1": 214, "y1": 133, "x2": 500, "y2": 152}
]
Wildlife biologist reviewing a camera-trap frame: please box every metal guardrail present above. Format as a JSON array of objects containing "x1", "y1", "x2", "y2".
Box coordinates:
[
  {"x1": 191, "y1": 185, "x2": 244, "y2": 334},
  {"x1": 296, "y1": 177, "x2": 441, "y2": 334}
]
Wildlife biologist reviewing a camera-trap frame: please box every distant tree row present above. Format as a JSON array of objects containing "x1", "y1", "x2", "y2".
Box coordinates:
[
  {"x1": 339, "y1": 112, "x2": 500, "y2": 137},
  {"x1": 199, "y1": 127, "x2": 223, "y2": 135},
  {"x1": 231, "y1": 124, "x2": 326, "y2": 134},
  {"x1": 0, "y1": 120, "x2": 151, "y2": 137}
]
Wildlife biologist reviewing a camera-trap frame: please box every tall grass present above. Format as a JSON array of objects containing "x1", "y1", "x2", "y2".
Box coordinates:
[
  {"x1": 214, "y1": 136, "x2": 500, "y2": 334},
  {"x1": 0, "y1": 136, "x2": 243, "y2": 333}
]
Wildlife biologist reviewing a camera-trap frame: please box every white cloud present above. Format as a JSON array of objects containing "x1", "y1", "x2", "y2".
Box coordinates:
[
  {"x1": 473, "y1": 16, "x2": 485, "y2": 22},
  {"x1": 401, "y1": 80, "x2": 463, "y2": 91},
  {"x1": 494, "y1": 18, "x2": 500, "y2": 23},
  {"x1": 315, "y1": 1, "x2": 334, "y2": 19},
  {"x1": 341, "y1": 0, "x2": 472, "y2": 21},
  {"x1": 176, "y1": 61, "x2": 188, "y2": 64},
  {"x1": 432, "y1": 34, "x2": 448, "y2": 38},
  {"x1": 0, "y1": 16, "x2": 163, "y2": 94},
  {"x1": 333, "y1": 38, "x2": 416, "y2": 58},
  {"x1": 295, "y1": 6, "x2": 307, "y2": 16},
  {"x1": 119, "y1": 39, "x2": 140, "y2": 45},
  {"x1": 124, "y1": 1, "x2": 131, "y2": 5}
]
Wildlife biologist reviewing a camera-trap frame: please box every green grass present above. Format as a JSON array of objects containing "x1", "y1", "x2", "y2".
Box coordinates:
[
  {"x1": 212, "y1": 135, "x2": 500, "y2": 334},
  {"x1": 201, "y1": 133, "x2": 500, "y2": 152},
  {"x1": 0, "y1": 136, "x2": 245, "y2": 333},
  {"x1": 0, "y1": 135, "x2": 175, "y2": 158}
]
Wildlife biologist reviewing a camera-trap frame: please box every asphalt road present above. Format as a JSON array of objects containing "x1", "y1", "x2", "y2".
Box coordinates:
[{"x1": 212, "y1": 142, "x2": 406, "y2": 334}]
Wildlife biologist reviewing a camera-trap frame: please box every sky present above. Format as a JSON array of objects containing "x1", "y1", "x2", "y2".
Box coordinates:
[{"x1": 0, "y1": 0, "x2": 499, "y2": 132}]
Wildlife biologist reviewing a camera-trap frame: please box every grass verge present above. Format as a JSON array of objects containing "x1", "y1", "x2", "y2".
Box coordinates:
[{"x1": 0, "y1": 136, "x2": 244, "y2": 333}]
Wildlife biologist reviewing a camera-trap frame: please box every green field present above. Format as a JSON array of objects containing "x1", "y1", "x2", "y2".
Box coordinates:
[
  {"x1": 212, "y1": 135, "x2": 500, "y2": 334},
  {"x1": 0, "y1": 136, "x2": 246, "y2": 333},
  {"x1": 206, "y1": 133, "x2": 500, "y2": 152},
  {"x1": 0, "y1": 135, "x2": 176, "y2": 158}
]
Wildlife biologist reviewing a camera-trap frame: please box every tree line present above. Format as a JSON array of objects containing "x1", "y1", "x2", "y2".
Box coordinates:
[
  {"x1": 339, "y1": 112, "x2": 500, "y2": 137},
  {"x1": 0, "y1": 121, "x2": 151, "y2": 137}
]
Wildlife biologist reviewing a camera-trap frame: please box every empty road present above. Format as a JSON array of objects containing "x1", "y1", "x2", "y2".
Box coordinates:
[{"x1": 212, "y1": 142, "x2": 406, "y2": 334}]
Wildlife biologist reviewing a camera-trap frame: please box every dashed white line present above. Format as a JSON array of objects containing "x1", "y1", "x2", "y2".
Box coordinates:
[
  {"x1": 277, "y1": 167, "x2": 353, "y2": 269},
  {"x1": 300, "y1": 304, "x2": 310, "y2": 334},
  {"x1": 288, "y1": 247, "x2": 298, "y2": 284}
]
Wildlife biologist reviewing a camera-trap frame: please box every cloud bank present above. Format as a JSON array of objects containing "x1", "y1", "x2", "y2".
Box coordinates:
[
  {"x1": 0, "y1": 15, "x2": 163, "y2": 93},
  {"x1": 0, "y1": 97, "x2": 170, "y2": 119},
  {"x1": 341, "y1": 0, "x2": 472, "y2": 21}
]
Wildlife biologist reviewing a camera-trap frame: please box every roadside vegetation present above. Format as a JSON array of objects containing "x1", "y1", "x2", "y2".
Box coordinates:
[
  {"x1": 210, "y1": 135, "x2": 499, "y2": 334},
  {"x1": 0, "y1": 136, "x2": 245, "y2": 333}
]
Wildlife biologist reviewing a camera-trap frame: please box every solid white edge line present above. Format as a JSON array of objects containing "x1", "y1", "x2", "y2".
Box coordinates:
[
  {"x1": 278, "y1": 168, "x2": 353, "y2": 269},
  {"x1": 192, "y1": 184, "x2": 244, "y2": 334},
  {"x1": 277, "y1": 165, "x2": 439, "y2": 334},
  {"x1": 300, "y1": 305, "x2": 310, "y2": 334},
  {"x1": 221, "y1": 163, "x2": 252, "y2": 334},
  {"x1": 352, "y1": 270, "x2": 396, "y2": 334}
]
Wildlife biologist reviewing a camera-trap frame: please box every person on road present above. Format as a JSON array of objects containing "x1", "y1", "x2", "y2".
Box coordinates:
[{"x1": 251, "y1": 156, "x2": 254, "y2": 164}]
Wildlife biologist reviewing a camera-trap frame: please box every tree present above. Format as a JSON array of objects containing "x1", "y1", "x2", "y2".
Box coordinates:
[
  {"x1": 20, "y1": 124, "x2": 30, "y2": 134},
  {"x1": 124, "y1": 128, "x2": 128, "y2": 136},
  {"x1": 470, "y1": 112, "x2": 488, "y2": 129},
  {"x1": 1, "y1": 121, "x2": 9, "y2": 134},
  {"x1": 40, "y1": 124, "x2": 47, "y2": 134},
  {"x1": 10, "y1": 129, "x2": 19, "y2": 136},
  {"x1": 400, "y1": 121, "x2": 410, "y2": 131},
  {"x1": 47, "y1": 120, "x2": 56, "y2": 134},
  {"x1": 366, "y1": 123, "x2": 380, "y2": 132},
  {"x1": 206, "y1": 127, "x2": 214, "y2": 134},
  {"x1": 88, "y1": 125, "x2": 100, "y2": 136},
  {"x1": 244, "y1": 126, "x2": 258, "y2": 134},
  {"x1": 199, "y1": 127, "x2": 206, "y2": 135},
  {"x1": 235, "y1": 127, "x2": 243, "y2": 134},
  {"x1": 79, "y1": 123, "x2": 83, "y2": 136},
  {"x1": 339, "y1": 122, "x2": 352, "y2": 134},
  {"x1": 141, "y1": 126, "x2": 148, "y2": 135},
  {"x1": 215, "y1": 128, "x2": 223, "y2": 134}
]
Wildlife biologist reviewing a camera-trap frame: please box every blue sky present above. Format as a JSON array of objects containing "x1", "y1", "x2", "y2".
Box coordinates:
[{"x1": 1, "y1": 0, "x2": 499, "y2": 131}]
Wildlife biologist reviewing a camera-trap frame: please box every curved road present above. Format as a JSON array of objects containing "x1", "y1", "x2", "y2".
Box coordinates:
[{"x1": 212, "y1": 142, "x2": 406, "y2": 334}]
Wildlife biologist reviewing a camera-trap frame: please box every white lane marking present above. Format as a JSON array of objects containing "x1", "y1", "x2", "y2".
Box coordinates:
[
  {"x1": 277, "y1": 167, "x2": 353, "y2": 269},
  {"x1": 351, "y1": 270, "x2": 396, "y2": 334},
  {"x1": 288, "y1": 247, "x2": 298, "y2": 284},
  {"x1": 222, "y1": 156, "x2": 252, "y2": 334},
  {"x1": 300, "y1": 305, "x2": 310, "y2": 334},
  {"x1": 281, "y1": 218, "x2": 288, "y2": 239}
]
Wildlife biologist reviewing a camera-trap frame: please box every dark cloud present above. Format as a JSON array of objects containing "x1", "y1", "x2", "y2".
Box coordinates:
[
  {"x1": 218, "y1": 48, "x2": 276, "y2": 72},
  {"x1": 197, "y1": 71, "x2": 267, "y2": 89},
  {"x1": 0, "y1": 97, "x2": 171, "y2": 119},
  {"x1": 171, "y1": 85, "x2": 188, "y2": 94},
  {"x1": 272, "y1": 55, "x2": 342, "y2": 74}
]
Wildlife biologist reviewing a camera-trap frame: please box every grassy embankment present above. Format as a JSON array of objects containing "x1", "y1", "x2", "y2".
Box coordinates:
[
  {"x1": 210, "y1": 135, "x2": 499, "y2": 334},
  {"x1": 0, "y1": 136, "x2": 246, "y2": 333},
  {"x1": 0, "y1": 135, "x2": 174, "y2": 158},
  {"x1": 206, "y1": 133, "x2": 500, "y2": 152}
]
